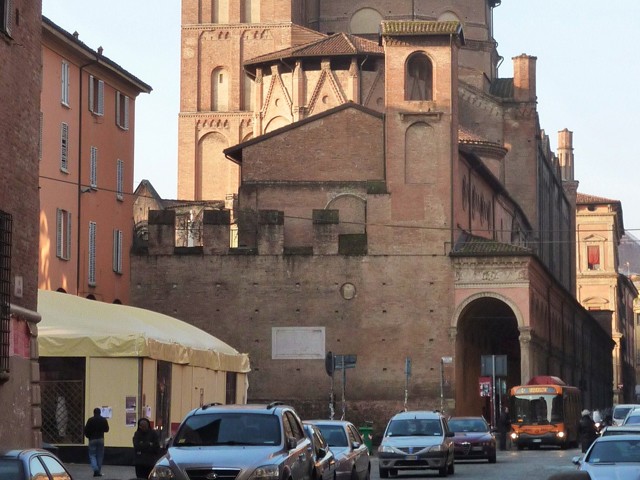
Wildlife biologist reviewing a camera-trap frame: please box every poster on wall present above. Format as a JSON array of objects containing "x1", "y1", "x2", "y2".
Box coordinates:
[
  {"x1": 100, "y1": 407, "x2": 113, "y2": 419},
  {"x1": 125, "y1": 396, "x2": 137, "y2": 427},
  {"x1": 126, "y1": 412, "x2": 137, "y2": 427}
]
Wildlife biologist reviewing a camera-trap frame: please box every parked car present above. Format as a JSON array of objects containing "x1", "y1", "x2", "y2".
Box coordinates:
[
  {"x1": 622, "y1": 407, "x2": 640, "y2": 425},
  {"x1": 306, "y1": 420, "x2": 370, "y2": 480},
  {"x1": 447, "y1": 416, "x2": 496, "y2": 463},
  {"x1": 0, "y1": 448, "x2": 74, "y2": 480},
  {"x1": 611, "y1": 404, "x2": 640, "y2": 426},
  {"x1": 149, "y1": 402, "x2": 314, "y2": 480},
  {"x1": 572, "y1": 434, "x2": 640, "y2": 480},
  {"x1": 600, "y1": 425, "x2": 640, "y2": 436},
  {"x1": 303, "y1": 422, "x2": 337, "y2": 480},
  {"x1": 377, "y1": 410, "x2": 455, "y2": 477}
]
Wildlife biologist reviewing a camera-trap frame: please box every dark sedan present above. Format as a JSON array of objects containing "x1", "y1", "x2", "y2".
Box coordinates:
[
  {"x1": 0, "y1": 448, "x2": 74, "y2": 480},
  {"x1": 448, "y1": 416, "x2": 497, "y2": 463}
]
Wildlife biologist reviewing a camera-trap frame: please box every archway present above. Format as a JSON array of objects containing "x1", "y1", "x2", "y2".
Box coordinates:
[{"x1": 454, "y1": 295, "x2": 521, "y2": 423}]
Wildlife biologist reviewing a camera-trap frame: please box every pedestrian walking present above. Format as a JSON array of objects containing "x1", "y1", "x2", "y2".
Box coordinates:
[
  {"x1": 578, "y1": 409, "x2": 598, "y2": 453},
  {"x1": 133, "y1": 417, "x2": 161, "y2": 479},
  {"x1": 84, "y1": 407, "x2": 110, "y2": 477},
  {"x1": 497, "y1": 406, "x2": 512, "y2": 451}
]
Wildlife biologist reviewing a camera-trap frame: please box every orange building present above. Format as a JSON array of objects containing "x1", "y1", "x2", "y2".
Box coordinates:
[{"x1": 39, "y1": 17, "x2": 151, "y2": 304}]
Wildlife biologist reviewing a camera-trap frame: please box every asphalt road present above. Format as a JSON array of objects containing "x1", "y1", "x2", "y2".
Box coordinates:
[{"x1": 67, "y1": 447, "x2": 582, "y2": 480}]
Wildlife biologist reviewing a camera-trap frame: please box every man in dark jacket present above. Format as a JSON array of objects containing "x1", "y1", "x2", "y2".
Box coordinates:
[
  {"x1": 84, "y1": 407, "x2": 110, "y2": 477},
  {"x1": 578, "y1": 409, "x2": 598, "y2": 453},
  {"x1": 497, "y1": 406, "x2": 512, "y2": 450},
  {"x1": 133, "y1": 417, "x2": 160, "y2": 479}
]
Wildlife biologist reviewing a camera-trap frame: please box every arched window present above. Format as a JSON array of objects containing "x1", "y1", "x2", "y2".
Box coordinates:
[
  {"x1": 405, "y1": 53, "x2": 433, "y2": 101},
  {"x1": 211, "y1": 67, "x2": 229, "y2": 111},
  {"x1": 349, "y1": 8, "x2": 383, "y2": 35}
]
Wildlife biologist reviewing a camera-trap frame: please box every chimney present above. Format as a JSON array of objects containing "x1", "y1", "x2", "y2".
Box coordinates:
[
  {"x1": 557, "y1": 129, "x2": 574, "y2": 181},
  {"x1": 512, "y1": 54, "x2": 537, "y2": 102}
]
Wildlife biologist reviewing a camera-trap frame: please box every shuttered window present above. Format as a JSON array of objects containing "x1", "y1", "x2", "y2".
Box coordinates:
[
  {"x1": 88, "y1": 75, "x2": 104, "y2": 116},
  {"x1": 116, "y1": 159, "x2": 124, "y2": 201},
  {"x1": 112, "y1": 229, "x2": 123, "y2": 274},
  {"x1": 60, "y1": 122, "x2": 69, "y2": 172},
  {"x1": 61, "y1": 61, "x2": 70, "y2": 106},
  {"x1": 88, "y1": 222, "x2": 97, "y2": 286},
  {"x1": 56, "y1": 209, "x2": 72, "y2": 260},
  {"x1": 116, "y1": 91, "x2": 129, "y2": 130},
  {"x1": 89, "y1": 146, "x2": 98, "y2": 188},
  {"x1": 0, "y1": 210, "x2": 11, "y2": 375},
  {"x1": 1, "y1": 0, "x2": 13, "y2": 36}
]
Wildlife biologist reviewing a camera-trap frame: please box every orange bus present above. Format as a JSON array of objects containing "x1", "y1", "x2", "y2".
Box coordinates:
[{"x1": 508, "y1": 381, "x2": 581, "y2": 450}]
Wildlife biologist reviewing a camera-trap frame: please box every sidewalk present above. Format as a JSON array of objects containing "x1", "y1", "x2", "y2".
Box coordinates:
[{"x1": 67, "y1": 462, "x2": 138, "y2": 480}]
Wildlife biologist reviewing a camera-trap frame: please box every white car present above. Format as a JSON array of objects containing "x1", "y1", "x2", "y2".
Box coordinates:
[
  {"x1": 612, "y1": 404, "x2": 640, "y2": 426},
  {"x1": 572, "y1": 434, "x2": 640, "y2": 480},
  {"x1": 622, "y1": 407, "x2": 640, "y2": 426}
]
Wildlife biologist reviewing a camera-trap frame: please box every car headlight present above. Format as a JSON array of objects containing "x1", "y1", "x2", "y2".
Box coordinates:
[
  {"x1": 428, "y1": 444, "x2": 446, "y2": 453},
  {"x1": 510, "y1": 432, "x2": 518, "y2": 440},
  {"x1": 249, "y1": 465, "x2": 280, "y2": 480},
  {"x1": 556, "y1": 431, "x2": 565, "y2": 438},
  {"x1": 378, "y1": 445, "x2": 395, "y2": 453},
  {"x1": 149, "y1": 465, "x2": 176, "y2": 479}
]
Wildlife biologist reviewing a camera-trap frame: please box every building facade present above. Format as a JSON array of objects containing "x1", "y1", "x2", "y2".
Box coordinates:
[
  {"x1": 132, "y1": 1, "x2": 614, "y2": 432},
  {"x1": 39, "y1": 17, "x2": 151, "y2": 304},
  {"x1": 0, "y1": 0, "x2": 43, "y2": 449},
  {"x1": 576, "y1": 193, "x2": 637, "y2": 404}
]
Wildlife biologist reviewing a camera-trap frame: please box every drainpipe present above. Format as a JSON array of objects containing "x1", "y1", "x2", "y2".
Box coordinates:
[{"x1": 76, "y1": 56, "x2": 99, "y2": 296}]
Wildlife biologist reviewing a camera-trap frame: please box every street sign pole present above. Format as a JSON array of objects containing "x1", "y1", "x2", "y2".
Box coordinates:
[{"x1": 341, "y1": 356, "x2": 346, "y2": 420}]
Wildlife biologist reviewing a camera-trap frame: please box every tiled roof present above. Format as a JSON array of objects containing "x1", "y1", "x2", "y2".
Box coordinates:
[
  {"x1": 576, "y1": 192, "x2": 621, "y2": 205},
  {"x1": 245, "y1": 33, "x2": 383, "y2": 66},
  {"x1": 451, "y1": 232, "x2": 532, "y2": 256},
  {"x1": 490, "y1": 78, "x2": 514, "y2": 99},
  {"x1": 381, "y1": 20, "x2": 461, "y2": 36}
]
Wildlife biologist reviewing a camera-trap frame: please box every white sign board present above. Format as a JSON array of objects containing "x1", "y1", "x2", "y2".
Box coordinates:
[{"x1": 272, "y1": 327, "x2": 325, "y2": 359}]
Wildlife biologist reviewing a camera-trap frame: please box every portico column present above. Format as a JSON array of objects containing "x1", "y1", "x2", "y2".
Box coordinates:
[{"x1": 519, "y1": 326, "x2": 532, "y2": 383}]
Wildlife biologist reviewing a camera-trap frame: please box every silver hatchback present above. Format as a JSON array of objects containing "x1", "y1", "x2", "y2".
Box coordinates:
[
  {"x1": 150, "y1": 402, "x2": 314, "y2": 480},
  {"x1": 377, "y1": 411, "x2": 455, "y2": 478}
]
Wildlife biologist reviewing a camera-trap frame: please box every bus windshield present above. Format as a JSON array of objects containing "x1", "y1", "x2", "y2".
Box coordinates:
[{"x1": 511, "y1": 393, "x2": 563, "y2": 425}]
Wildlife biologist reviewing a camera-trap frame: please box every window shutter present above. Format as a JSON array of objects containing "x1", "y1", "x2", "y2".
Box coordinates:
[
  {"x1": 97, "y1": 80, "x2": 105, "y2": 115},
  {"x1": 88, "y1": 222, "x2": 96, "y2": 285},
  {"x1": 56, "y1": 209, "x2": 63, "y2": 258},
  {"x1": 88, "y1": 75, "x2": 95, "y2": 112},
  {"x1": 5, "y1": 0, "x2": 13, "y2": 36},
  {"x1": 60, "y1": 122, "x2": 69, "y2": 171},
  {"x1": 115, "y1": 91, "x2": 121, "y2": 127},
  {"x1": 65, "y1": 211, "x2": 72, "y2": 260},
  {"x1": 123, "y1": 95, "x2": 129, "y2": 130},
  {"x1": 90, "y1": 146, "x2": 97, "y2": 187},
  {"x1": 61, "y1": 61, "x2": 69, "y2": 105},
  {"x1": 116, "y1": 159, "x2": 124, "y2": 200},
  {"x1": 113, "y1": 230, "x2": 123, "y2": 273}
]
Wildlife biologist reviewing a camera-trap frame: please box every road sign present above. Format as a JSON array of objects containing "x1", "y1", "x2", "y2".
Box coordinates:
[{"x1": 334, "y1": 354, "x2": 357, "y2": 369}]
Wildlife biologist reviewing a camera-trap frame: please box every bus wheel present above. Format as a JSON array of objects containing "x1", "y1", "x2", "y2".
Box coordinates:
[{"x1": 517, "y1": 443, "x2": 524, "y2": 451}]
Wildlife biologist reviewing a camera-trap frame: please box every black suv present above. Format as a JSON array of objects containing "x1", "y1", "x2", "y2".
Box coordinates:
[{"x1": 150, "y1": 402, "x2": 314, "y2": 480}]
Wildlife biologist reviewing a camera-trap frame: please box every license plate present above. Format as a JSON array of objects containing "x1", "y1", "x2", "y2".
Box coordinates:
[
  {"x1": 472, "y1": 446, "x2": 483, "y2": 451},
  {"x1": 532, "y1": 439, "x2": 542, "y2": 443},
  {"x1": 405, "y1": 455, "x2": 418, "y2": 461}
]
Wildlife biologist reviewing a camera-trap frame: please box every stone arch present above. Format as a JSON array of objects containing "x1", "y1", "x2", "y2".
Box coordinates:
[
  {"x1": 405, "y1": 52, "x2": 433, "y2": 101},
  {"x1": 452, "y1": 292, "x2": 524, "y2": 421},
  {"x1": 264, "y1": 115, "x2": 289, "y2": 133},
  {"x1": 211, "y1": 67, "x2": 230, "y2": 111},
  {"x1": 326, "y1": 193, "x2": 366, "y2": 235},
  {"x1": 349, "y1": 7, "x2": 383, "y2": 35}
]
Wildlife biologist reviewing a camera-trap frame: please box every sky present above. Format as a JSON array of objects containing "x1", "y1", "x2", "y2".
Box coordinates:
[{"x1": 42, "y1": 1, "x2": 640, "y2": 232}]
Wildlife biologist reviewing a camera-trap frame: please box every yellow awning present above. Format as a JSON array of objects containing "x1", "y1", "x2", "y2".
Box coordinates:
[{"x1": 37, "y1": 290, "x2": 250, "y2": 373}]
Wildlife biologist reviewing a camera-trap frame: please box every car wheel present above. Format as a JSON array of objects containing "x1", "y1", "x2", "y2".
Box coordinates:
[
  {"x1": 379, "y1": 469, "x2": 389, "y2": 479},
  {"x1": 488, "y1": 452, "x2": 496, "y2": 463},
  {"x1": 516, "y1": 443, "x2": 524, "y2": 451}
]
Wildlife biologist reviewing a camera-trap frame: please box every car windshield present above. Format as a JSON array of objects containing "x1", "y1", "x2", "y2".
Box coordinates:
[
  {"x1": 0, "y1": 459, "x2": 24, "y2": 480},
  {"x1": 624, "y1": 415, "x2": 640, "y2": 425},
  {"x1": 586, "y1": 439, "x2": 640, "y2": 463},
  {"x1": 386, "y1": 419, "x2": 442, "y2": 436},
  {"x1": 173, "y1": 413, "x2": 281, "y2": 446},
  {"x1": 316, "y1": 425, "x2": 348, "y2": 447},
  {"x1": 613, "y1": 407, "x2": 634, "y2": 421},
  {"x1": 448, "y1": 419, "x2": 489, "y2": 433}
]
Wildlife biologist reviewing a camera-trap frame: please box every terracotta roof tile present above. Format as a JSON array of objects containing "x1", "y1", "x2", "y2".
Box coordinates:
[
  {"x1": 381, "y1": 20, "x2": 461, "y2": 36},
  {"x1": 245, "y1": 33, "x2": 383, "y2": 66},
  {"x1": 451, "y1": 232, "x2": 531, "y2": 256},
  {"x1": 576, "y1": 192, "x2": 621, "y2": 205}
]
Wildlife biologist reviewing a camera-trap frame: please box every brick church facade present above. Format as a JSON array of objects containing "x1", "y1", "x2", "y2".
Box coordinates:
[{"x1": 132, "y1": 1, "x2": 615, "y2": 431}]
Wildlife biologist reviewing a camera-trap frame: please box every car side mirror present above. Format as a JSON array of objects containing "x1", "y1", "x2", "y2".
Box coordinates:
[
  {"x1": 446, "y1": 431, "x2": 455, "y2": 437},
  {"x1": 352, "y1": 441, "x2": 361, "y2": 449},
  {"x1": 571, "y1": 455, "x2": 582, "y2": 465},
  {"x1": 318, "y1": 447, "x2": 328, "y2": 457},
  {"x1": 287, "y1": 437, "x2": 298, "y2": 450}
]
